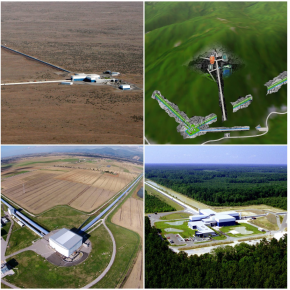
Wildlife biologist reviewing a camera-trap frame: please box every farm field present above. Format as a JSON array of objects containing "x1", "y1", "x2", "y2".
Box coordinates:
[
  {"x1": 1, "y1": 2, "x2": 143, "y2": 144},
  {"x1": 111, "y1": 184, "x2": 143, "y2": 289},
  {"x1": 1, "y1": 156, "x2": 142, "y2": 214}
]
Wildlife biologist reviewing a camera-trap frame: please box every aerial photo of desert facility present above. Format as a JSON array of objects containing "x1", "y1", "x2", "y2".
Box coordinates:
[{"x1": 1, "y1": 2, "x2": 143, "y2": 144}]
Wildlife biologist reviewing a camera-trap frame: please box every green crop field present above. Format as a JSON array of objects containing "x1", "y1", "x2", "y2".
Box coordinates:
[
  {"x1": 18, "y1": 158, "x2": 79, "y2": 166},
  {"x1": 4, "y1": 225, "x2": 112, "y2": 288},
  {"x1": 145, "y1": 2, "x2": 287, "y2": 144},
  {"x1": 2, "y1": 171, "x2": 29, "y2": 179}
]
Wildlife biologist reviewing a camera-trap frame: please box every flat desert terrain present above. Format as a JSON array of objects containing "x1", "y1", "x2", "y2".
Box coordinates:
[
  {"x1": 1, "y1": 2, "x2": 143, "y2": 144},
  {"x1": 112, "y1": 184, "x2": 143, "y2": 289},
  {"x1": 2, "y1": 156, "x2": 142, "y2": 214}
]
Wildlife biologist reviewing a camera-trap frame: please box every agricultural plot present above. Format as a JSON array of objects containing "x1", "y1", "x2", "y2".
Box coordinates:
[
  {"x1": 2, "y1": 159, "x2": 138, "y2": 214},
  {"x1": 112, "y1": 197, "x2": 143, "y2": 238},
  {"x1": 111, "y1": 192, "x2": 143, "y2": 289}
]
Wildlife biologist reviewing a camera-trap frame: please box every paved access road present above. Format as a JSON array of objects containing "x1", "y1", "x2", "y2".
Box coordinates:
[{"x1": 1, "y1": 279, "x2": 20, "y2": 289}]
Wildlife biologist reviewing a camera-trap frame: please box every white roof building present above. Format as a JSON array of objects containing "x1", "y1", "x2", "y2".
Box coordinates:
[
  {"x1": 214, "y1": 214, "x2": 236, "y2": 223},
  {"x1": 188, "y1": 221, "x2": 215, "y2": 236},
  {"x1": 189, "y1": 214, "x2": 208, "y2": 221},
  {"x1": 200, "y1": 209, "x2": 216, "y2": 216},
  {"x1": 49, "y1": 228, "x2": 83, "y2": 257},
  {"x1": 218, "y1": 211, "x2": 240, "y2": 218}
]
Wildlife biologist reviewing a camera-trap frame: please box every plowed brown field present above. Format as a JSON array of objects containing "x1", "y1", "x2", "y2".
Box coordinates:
[{"x1": 2, "y1": 166, "x2": 137, "y2": 214}]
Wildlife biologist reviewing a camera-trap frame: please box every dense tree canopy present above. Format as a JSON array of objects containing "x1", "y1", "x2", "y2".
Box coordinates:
[
  {"x1": 145, "y1": 164, "x2": 287, "y2": 210},
  {"x1": 145, "y1": 191, "x2": 176, "y2": 213},
  {"x1": 145, "y1": 217, "x2": 287, "y2": 288}
]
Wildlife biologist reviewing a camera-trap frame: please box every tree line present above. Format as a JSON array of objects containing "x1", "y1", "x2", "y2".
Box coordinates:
[
  {"x1": 145, "y1": 217, "x2": 287, "y2": 288},
  {"x1": 145, "y1": 190, "x2": 176, "y2": 213},
  {"x1": 145, "y1": 164, "x2": 287, "y2": 210}
]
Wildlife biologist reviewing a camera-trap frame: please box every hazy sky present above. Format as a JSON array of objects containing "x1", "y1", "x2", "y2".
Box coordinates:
[
  {"x1": 1, "y1": 146, "x2": 142, "y2": 158},
  {"x1": 145, "y1": 146, "x2": 287, "y2": 165}
]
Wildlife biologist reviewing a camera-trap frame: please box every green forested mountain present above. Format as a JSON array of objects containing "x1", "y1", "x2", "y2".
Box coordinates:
[
  {"x1": 145, "y1": 2, "x2": 287, "y2": 144},
  {"x1": 145, "y1": 217, "x2": 287, "y2": 288}
]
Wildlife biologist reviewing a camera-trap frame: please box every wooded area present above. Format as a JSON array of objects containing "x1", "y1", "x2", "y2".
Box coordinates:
[
  {"x1": 145, "y1": 217, "x2": 287, "y2": 288},
  {"x1": 145, "y1": 164, "x2": 287, "y2": 210},
  {"x1": 145, "y1": 190, "x2": 176, "y2": 213}
]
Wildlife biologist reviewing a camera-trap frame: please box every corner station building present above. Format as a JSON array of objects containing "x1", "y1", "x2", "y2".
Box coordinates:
[
  {"x1": 188, "y1": 209, "x2": 241, "y2": 238},
  {"x1": 49, "y1": 228, "x2": 83, "y2": 257}
]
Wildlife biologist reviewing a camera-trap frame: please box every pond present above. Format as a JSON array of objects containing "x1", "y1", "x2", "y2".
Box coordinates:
[
  {"x1": 137, "y1": 187, "x2": 143, "y2": 198},
  {"x1": 165, "y1": 221, "x2": 184, "y2": 226}
]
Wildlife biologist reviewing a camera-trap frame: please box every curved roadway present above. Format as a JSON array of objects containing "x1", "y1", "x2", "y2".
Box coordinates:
[{"x1": 82, "y1": 220, "x2": 116, "y2": 289}]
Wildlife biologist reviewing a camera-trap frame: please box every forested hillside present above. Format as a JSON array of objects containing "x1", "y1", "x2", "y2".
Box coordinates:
[
  {"x1": 145, "y1": 190, "x2": 176, "y2": 213},
  {"x1": 145, "y1": 217, "x2": 287, "y2": 288},
  {"x1": 145, "y1": 164, "x2": 287, "y2": 210}
]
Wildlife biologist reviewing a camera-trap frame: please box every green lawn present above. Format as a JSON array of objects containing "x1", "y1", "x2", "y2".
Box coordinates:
[
  {"x1": 221, "y1": 223, "x2": 265, "y2": 237},
  {"x1": 1, "y1": 283, "x2": 11, "y2": 288},
  {"x1": 155, "y1": 220, "x2": 196, "y2": 238},
  {"x1": 160, "y1": 212, "x2": 191, "y2": 220},
  {"x1": 145, "y1": 184, "x2": 184, "y2": 211},
  {"x1": 212, "y1": 235, "x2": 227, "y2": 240},
  {"x1": 4, "y1": 225, "x2": 112, "y2": 288},
  {"x1": 5, "y1": 225, "x2": 38, "y2": 256}
]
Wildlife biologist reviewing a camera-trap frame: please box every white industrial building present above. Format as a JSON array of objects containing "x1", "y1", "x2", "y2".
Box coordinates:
[
  {"x1": 85, "y1": 74, "x2": 101, "y2": 82},
  {"x1": 119, "y1": 84, "x2": 130, "y2": 90},
  {"x1": 188, "y1": 208, "x2": 241, "y2": 237},
  {"x1": 71, "y1": 73, "x2": 87, "y2": 81},
  {"x1": 49, "y1": 228, "x2": 83, "y2": 257},
  {"x1": 214, "y1": 214, "x2": 236, "y2": 227},
  {"x1": 188, "y1": 221, "x2": 215, "y2": 237},
  {"x1": 71, "y1": 73, "x2": 101, "y2": 82}
]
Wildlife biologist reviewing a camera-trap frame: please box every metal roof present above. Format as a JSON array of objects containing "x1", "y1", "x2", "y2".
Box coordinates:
[
  {"x1": 188, "y1": 221, "x2": 215, "y2": 234},
  {"x1": 220, "y1": 211, "x2": 239, "y2": 216},
  {"x1": 200, "y1": 209, "x2": 216, "y2": 215},
  {"x1": 214, "y1": 214, "x2": 236, "y2": 222},
  {"x1": 50, "y1": 228, "x2": 82, "y2": 250}
]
